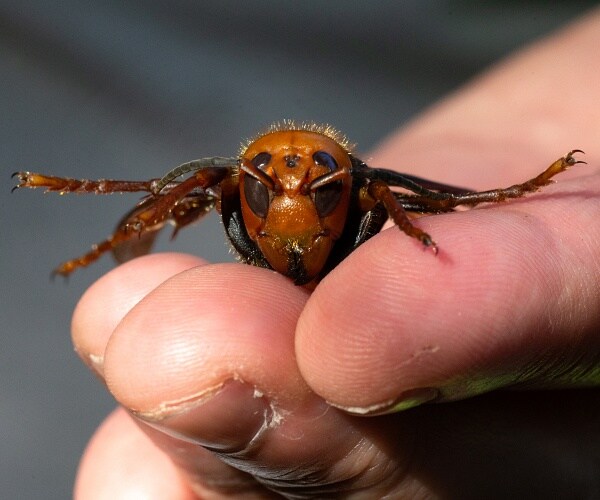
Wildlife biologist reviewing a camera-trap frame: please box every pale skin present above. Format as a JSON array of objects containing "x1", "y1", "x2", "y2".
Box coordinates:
[{"x1": 73, "y1": 10, "x2": 600, "y2": 499}]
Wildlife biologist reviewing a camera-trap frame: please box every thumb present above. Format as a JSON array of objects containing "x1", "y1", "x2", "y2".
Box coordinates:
[{"x1": 296, "y1": 172, "x2": 600, "y2": 413}]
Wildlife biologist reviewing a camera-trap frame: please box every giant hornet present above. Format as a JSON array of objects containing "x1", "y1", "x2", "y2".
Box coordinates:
[{"x1": 13, "y1": 122, "x2": 584, "y2": 287}]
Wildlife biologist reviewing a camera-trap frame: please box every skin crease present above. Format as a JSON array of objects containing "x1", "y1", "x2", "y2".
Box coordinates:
[{"x1": 73, "y1": 10, "x2": 600, "y2": 500}]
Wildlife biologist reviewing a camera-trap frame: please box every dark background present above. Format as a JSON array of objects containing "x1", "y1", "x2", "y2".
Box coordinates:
[{"x1": 1, "y1": 2, "x2": 596, "y2": 497}]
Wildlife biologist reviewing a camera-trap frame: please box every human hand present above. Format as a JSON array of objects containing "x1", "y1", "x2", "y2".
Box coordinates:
[{"x1": 73, "y1": 10, "x2": 600, "y2": 499}]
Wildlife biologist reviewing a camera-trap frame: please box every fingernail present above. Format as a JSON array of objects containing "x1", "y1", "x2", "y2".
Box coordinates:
[
  {"x1": 332, "y1": 387, "x2": 440, "y2": 416},
  {"x1": 74, "y1": 347, "x2": 106, "y2": 382},
  {"x1": 134, "y1": 380, "x2": 273, "y2": 451},
  {"x1": 87, "y1": 353, "x2": 105, "y2": 377}
]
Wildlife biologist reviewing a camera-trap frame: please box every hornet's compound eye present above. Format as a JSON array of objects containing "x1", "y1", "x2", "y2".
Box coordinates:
[
  {"x1": 312, "y1": 151, "x2": 342, "y2": 217},
  {"x1": 313, "y1": 150, "x2": 338, "y2": 171},
  {"x1": 244, "y1": 152, "x2": 272, "y2": 218},
  {"x1": 251, "y1": 152, "x2": 272, "y2": 169}
]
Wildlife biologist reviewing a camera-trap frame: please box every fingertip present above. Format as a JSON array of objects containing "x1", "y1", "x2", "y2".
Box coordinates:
[
  {"x1": 102, "y1": 263, "x2": 310, "y2": 415},
  {"x1": 296, "y1": 203, "x2": 588, "y2": 409},
  {"x1": 72, "y1": 253, "x2": 206, "y2": 377}
]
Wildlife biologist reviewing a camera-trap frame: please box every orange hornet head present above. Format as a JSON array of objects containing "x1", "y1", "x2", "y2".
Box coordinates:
[{"x1": 239, "y1": 126, "x2": 353, "y2": 285}]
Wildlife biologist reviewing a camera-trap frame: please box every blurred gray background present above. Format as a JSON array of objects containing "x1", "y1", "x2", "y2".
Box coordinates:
[{"x1": 1, "y1": 1, "x2": 596, "y2": 497}]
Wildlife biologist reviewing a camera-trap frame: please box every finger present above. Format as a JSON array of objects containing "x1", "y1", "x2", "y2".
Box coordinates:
[
  {"x1": 74, "y1": 257, "x2": 283, "y2": 497},
  {"x1": 296, "y1": 171, "x2": 600, "y2": 412},
  {"x1": 100, "y1": 264, "x2": 420, "y2": 497},
  {"x1": 102, "y1": 263, "x2": 310, "y2": 414},
  {"x1": 72, "y1": 252, "x2": 206, "y2": 377}
]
